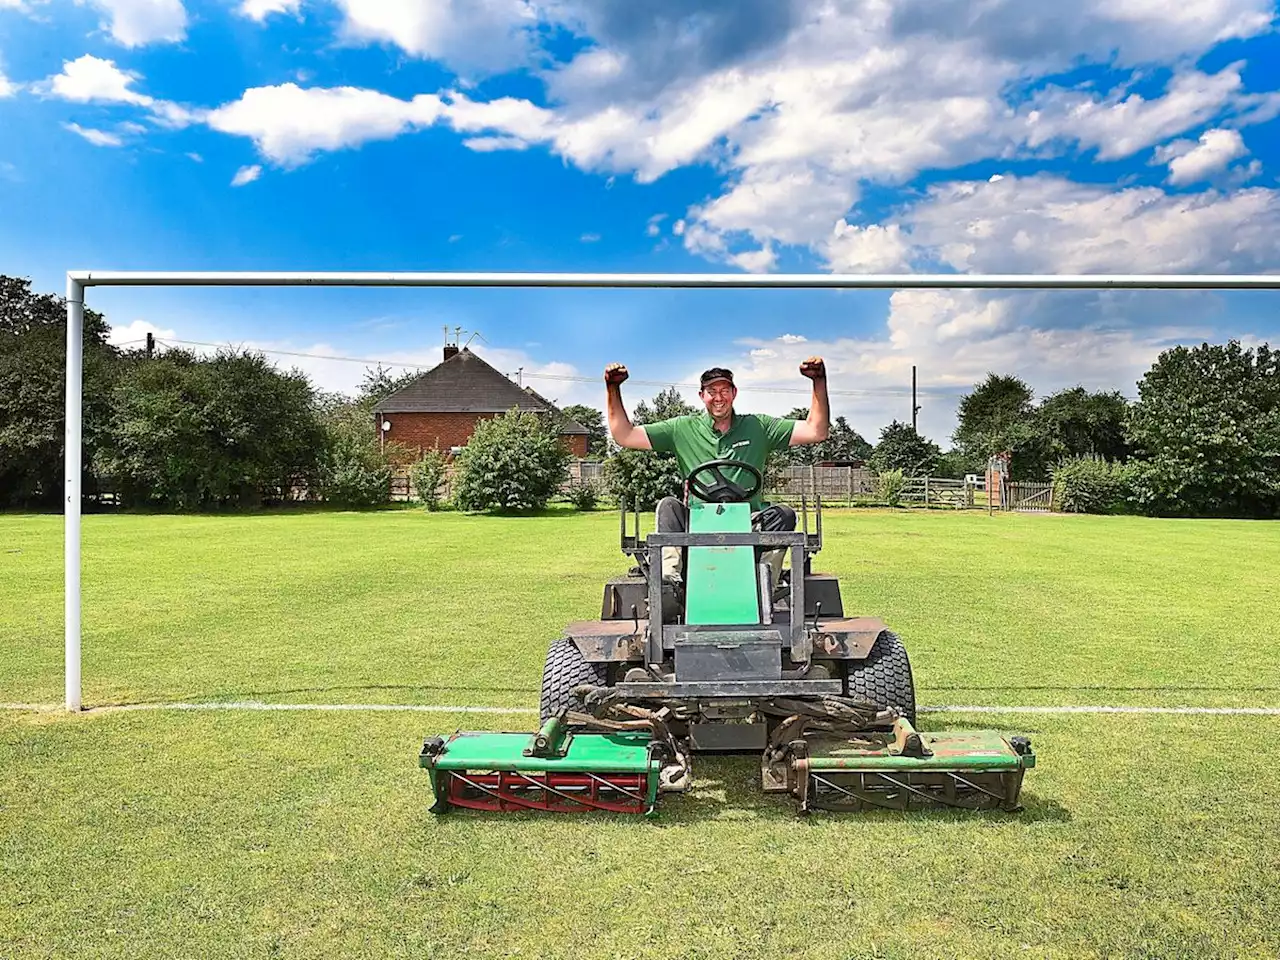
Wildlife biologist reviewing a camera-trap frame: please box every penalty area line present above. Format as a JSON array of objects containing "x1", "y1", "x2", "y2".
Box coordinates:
[{"x1": 3, "y1": 702, "x2": 1280, "y2": 717}]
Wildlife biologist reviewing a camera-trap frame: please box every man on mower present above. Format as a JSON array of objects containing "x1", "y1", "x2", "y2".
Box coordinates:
[{"x1": 604, "y1": 357, "x2": 830, "y2": 590}]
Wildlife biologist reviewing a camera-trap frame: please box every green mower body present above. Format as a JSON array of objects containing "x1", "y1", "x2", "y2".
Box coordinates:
[{"x1": 421, "y1": 460, "x2": 1037, "y2": 816}]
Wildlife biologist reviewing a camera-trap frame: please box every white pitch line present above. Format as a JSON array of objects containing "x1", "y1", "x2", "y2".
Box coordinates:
[
  {"x1": 919, "y1": 704, "x2": 1280, "y2": 716},
  {"x1": 3, "y1": 701, "x2": 1280, "y2": 717}
]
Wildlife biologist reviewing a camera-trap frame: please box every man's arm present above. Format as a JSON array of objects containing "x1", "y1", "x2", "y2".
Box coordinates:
[
  {"x1": 789, "y1": 356, "x2": 830, "y2": 446},
  {"x1": 604, "y1": 363, "x2": 652, "y2": 450}
]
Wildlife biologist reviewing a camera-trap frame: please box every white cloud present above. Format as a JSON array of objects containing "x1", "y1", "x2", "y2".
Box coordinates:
[
  {"x1": 580, "y1": 232, "x2": 600, "y2": 242},
  {"x1": 79, "y1": 0, "x2": 187, "y2": 46},
  {"x1": 1165, "y1": 128, "x2": 1250, "y2": 184},
  {"x1": 185, "y1": 152, "x2": 203, "y2": 162},
  {"x1": 729, "y1": 246, "x2": 776, "y2": 273},
  {"x1": 106, "y1": 318, "x2": 175, "y2": 347},
  {"x1": 461, "y1": 135, "x2": 528, "y2": 151},
  {"x1": 205, "y1": 84, "x2": 444, "y2": 165},
  {"x1": 825, "y1": 222, "x2": 912, "y2": 273},
  {"x1": 239, "y1": 0, "x2": 300, "y2": 21},
  {"x1": 332, "y1": 0, "x2": 544, "y2": 73},
  {"x1": 645, "y1": 214, "x2": 667, "y2": 237},
  {"x1": 901, "y1": 174, "x2": 1280, "y2": 274},
  {"x1": 230, "y1": 164, "x2": 262, "y2": 186},
  {"x1": 63, "y1": 122, "x2": 123, "y2": 146},
  {"x1": 0, "y1": 72, "x2": 14, "y2": 98},
  {"x1": 1024, "y1": 63, "x2": 1255, "y2": 160},
  {"x1": 39, "y1": 54, "x2": 154, "y2": 105}
]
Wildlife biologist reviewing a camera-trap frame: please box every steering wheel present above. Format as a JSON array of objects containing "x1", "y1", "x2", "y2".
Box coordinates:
[{"x1": 685, "y1": 458, "x2": 763, "y2": 504}]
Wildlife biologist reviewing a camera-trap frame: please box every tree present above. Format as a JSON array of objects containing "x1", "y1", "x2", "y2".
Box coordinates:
[
  {"x1": 98, "y1": 348, "x2": 326, "y2": 509},
  {"x1": 1034, "y1": 387, "x2": 1130, "y2": 463},
  {"x1": 359, "y1": 364, "x2": 425, "y2": 407},
  {"x1": 560, "y1": 403, "x2": 609, "y2": 458},
  {"x1": 452, "y1": 408, "x2": 572, "y2": 512},
  {"x1": 780, "y1": 407, "x2": 873, "y2": 464},
  {"x1": 632, "y1": 386, "x2": 696, "y2": 425},
  {"x1": 603, "y1": 387, "x2": 694, "y2": 509},
  {"x1": 869, "y1": 421, "x2": 941, "y2": 476},
  {"x1": 953, "y1": 373, "x2": 1048, "y2": 479},
  {"x1": 1126, "y1": 340, "x2": 1280, "y2": 518},
  {"x1": 0, "y1": 275, "x2": 122, "y2": 507}
]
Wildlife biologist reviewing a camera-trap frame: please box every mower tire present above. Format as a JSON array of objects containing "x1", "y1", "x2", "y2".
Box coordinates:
[
  {"x1": 540, "y1": 637, "x2": 608, "y2": 723},
  {"x1": 843, "y1": 630, "x2": 916, "y2": 724}
]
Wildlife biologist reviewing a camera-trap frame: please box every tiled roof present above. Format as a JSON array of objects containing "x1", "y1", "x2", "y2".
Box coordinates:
[{"x1": 373, "y1": 348, "x2": 590, "y2": 434}]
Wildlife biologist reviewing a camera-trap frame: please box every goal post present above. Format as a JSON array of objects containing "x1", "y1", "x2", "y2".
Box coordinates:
[{"x1": 61, "y1": 270, "x2": 1280, "y2": 712}]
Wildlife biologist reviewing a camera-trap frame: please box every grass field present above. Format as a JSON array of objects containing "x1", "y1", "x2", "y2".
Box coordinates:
[{"x1": 3, "y1": 507, "x2": 1279, "y2": 958}]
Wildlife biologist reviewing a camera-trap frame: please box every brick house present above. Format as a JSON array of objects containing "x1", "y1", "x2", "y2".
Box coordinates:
[{"x1": 372, "y1": 345, "x2": 591, "y2": 457}]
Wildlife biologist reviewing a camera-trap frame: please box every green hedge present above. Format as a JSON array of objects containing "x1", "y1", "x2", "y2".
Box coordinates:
[{"x1": 1051, "y1": 456, "x2": 1136, "y2": 514}]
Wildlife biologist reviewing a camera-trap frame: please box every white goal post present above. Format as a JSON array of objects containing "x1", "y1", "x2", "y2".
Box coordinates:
[{"x1": 62, "y1": 269, "x2": 1280, "y2": 711}]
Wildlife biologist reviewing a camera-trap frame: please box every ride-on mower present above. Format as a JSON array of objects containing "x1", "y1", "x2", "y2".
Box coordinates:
[{"x1": 420, "y1": 459, "x2": 1036, "y2": 815}]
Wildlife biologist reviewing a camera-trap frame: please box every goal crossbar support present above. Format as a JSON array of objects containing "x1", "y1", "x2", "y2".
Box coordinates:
[{"x1": 62, "y1": 270, "x2": 1280, "y2": 711}]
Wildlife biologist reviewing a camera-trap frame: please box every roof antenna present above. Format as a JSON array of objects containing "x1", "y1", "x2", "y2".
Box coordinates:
[{"x1": 462, "y1": 330, "x2": 488, "y2": 349}]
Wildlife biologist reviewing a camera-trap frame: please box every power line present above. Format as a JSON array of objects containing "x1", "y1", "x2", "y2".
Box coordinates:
[{"x1": 155, "y1": 336, "x2": 954, "y2": 399}]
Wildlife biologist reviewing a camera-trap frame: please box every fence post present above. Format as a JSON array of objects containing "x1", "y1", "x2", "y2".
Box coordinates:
[
  {"x1": 846, "y1": 467, "x2": 853, "y2": 507},
  {"x1": 924, "y1": 475, "x2": 930, "y2": 505}
]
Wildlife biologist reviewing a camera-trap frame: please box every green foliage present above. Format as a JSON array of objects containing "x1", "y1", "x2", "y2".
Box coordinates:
[
  {"x1": 566, "y1": 480, "x2": 601, "y2": 511},
  {"x1": 780, "y1": 408, "x2": 873, "y2": 464},
  {"x1": 1051, "y1": 456, "x2": 1137, "y2": 514},
  {"x1": 452, "y1": 408, "x2": 571, "y2": 512},
  {"x1": 1037, "y1": 387, "x2": 1130, "y2": 463},
  {"x1": 876, "y1": 468, "x2": 906, "y2": 506},
  {"x1": 632, "y1": 386, "x2": 696, "y2": 424},
  {"x1": 604, "y1": 446, "x2": 683, "y2": 510},
  {"x1": 319, "y1": 433, "x2": 392, "y2": 507},
  {"x1": 98, "y1": 348, "x2": 325, "y2": 509},
  {"x1": 953, "y1": 373, "x2": 1049, "y2": 479},
  {"x1": 0, "y1": 275, "x2": 121, "y2": 507},
  {"x1": 408, "y1": 447, "x2": 449, "y2": 511},
  {"x1": 1126, "y1": 340, "x2": 1280, "y2": 518},
  {"x1": 933, "y1": 449, "x2": 980, "y2": 480},
  {"x1": 559, "y1": 404, "x2": 609, "y2": 458},
  {"x1": 604, "y1": 387, "x2": 696, "y2": 509},
  {"x1": 869, "y1": 421, "x2": 941, "y2": 476}
]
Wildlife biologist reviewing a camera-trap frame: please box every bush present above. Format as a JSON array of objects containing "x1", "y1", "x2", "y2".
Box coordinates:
[
  {"x1": 452, "y1": 409, "x2": 571, "y2": 512},
  {"x1": 876, "y1": 468, "x2": 906, "y2": 507},
  {"x1": 319, "y1": 432, "x2": 392, "y2": 507},
  {"x1": 604, "y1": 448, "x2": 683, "y2": 510},
  {"x1": 1051, "y1": 456, "x2": 1136, "y2": 514},
  {"x1": 408, "y1": 447, "x2": 449, "y2": 511},
  {"x1": 566, "y1": 480, "x2": 600, "y2": 511}
]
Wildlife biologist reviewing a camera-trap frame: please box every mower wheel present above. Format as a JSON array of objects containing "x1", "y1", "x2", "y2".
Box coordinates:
[
  {"x1": 540, "y1": 637, "x2": 608, "y2": 723},
  {"x1": 843, "y1": 630, "x2": 916, "y2": 724}
]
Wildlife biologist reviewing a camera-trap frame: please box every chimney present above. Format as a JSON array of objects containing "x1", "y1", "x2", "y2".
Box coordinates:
[{"x1": 444, "y1": 345, "x2": 459, "y2": 361}]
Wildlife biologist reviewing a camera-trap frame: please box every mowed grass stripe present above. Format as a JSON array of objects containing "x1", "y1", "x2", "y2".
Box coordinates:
[
  {"x1": 3, "y1": 508, "x2": 1279, "y2": 710},
  {"x1": 2, "y1": 708, "x2": 1278, "y2": 959}
]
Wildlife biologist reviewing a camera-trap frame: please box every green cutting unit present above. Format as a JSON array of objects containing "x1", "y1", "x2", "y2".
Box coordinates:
[{"x1": 421, "y1": 458, "x2": 1036, "y2": 815}]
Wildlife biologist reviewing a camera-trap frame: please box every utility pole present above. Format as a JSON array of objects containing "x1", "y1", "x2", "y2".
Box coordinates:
[
  {"x1": 517, "y1": 366, "x2": 523, "y2": 388},
  {"x1": 911, "y1": 365, "x2": 921, "y2": 431},
  {"x1": 146, "y1": 332, "x2": 154, "y2": 359}
]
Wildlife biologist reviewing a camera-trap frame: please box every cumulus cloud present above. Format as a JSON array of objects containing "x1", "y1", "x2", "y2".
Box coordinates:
[
  {"x1": 39, "y1": 54, "x2": 155, "y2": 105},
  {"x1": 79, "y1": 0, "x2": 187, "y2": 46},
  {"x1": 239, "y1": 0, "x2": 300, "y2": 21},
  {"x1": 1163, "y1": 128, "x2": 1250, "y2": 184},
  {"x1": 205, "y1": 84, "x2": 444, "y2": 165},
  {"x1": 0, "y1": 70, "x2": 15, "y2": 98},
  {"x1": 332, "y1": 0, "x2": 545, "y2": 74},
  {"x1": 36, "y1": 55, "x2": 201, "y2": 129},
  {"x1": 63, "y1": 122, "x2": 123, "y2": 146}
]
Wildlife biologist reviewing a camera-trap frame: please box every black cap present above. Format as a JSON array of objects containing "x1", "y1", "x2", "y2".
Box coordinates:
[{"x1": 700, "y1": 367, "x2": 734, "y2": 389}]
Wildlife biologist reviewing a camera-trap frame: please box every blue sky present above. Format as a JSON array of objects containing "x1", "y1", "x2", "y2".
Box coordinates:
[{"x1": 2, "y1": 0, "x2": 1280, "y2": 444}]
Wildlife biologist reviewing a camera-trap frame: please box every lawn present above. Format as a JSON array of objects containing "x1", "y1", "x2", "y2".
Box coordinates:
[{"x1": 2, "y1": 507, "x2": 1279, "y2": 959}]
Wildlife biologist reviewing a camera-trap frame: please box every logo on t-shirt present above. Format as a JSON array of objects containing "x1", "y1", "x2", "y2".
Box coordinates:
[{"x1": 731, "y1": 439, "x2": 750, "y2": 449}]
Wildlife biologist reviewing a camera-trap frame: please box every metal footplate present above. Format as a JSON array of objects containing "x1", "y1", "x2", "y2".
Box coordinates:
[{"x1": 762, "y1": 717, "x2": 1037, "y2": 813}]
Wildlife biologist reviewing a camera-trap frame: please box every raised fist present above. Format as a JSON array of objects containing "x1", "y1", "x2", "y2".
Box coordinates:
[
  {"x1": 604, "y1": 363, "x2": 630, "y2": 386},
  {"x1": 799, "y1": 356, "x2": 826, "y2": 380}
]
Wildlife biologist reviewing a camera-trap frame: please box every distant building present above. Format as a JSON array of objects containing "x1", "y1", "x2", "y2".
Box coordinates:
[{"x1": 371, "y1": 345, "x2": 590, "y2": 457}]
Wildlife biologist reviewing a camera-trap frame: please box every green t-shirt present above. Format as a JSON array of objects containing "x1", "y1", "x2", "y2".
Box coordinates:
[{"x1": 643, "y1": 412, "x2": 797, "y2": 511}]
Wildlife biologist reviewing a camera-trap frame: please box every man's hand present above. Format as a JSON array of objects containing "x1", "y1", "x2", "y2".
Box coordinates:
[
  {"x1": 604, "y1": 362, "x2": 630, "y2": 386},
  {"x1": 799, "y1": 356, "x2": 826, "y2": 380}
]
